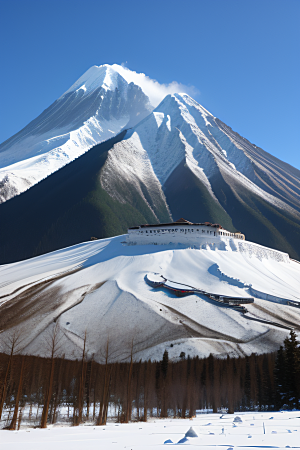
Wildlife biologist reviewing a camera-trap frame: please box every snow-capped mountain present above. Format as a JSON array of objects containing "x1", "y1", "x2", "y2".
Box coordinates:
[
  {"x1": 102, "y1": 92, "x2": 300, "y2": 220},
  {"x1": 99, "y1": 92, "x2": 300, "y2": 258},
  {"x1": 0, "y1": 234, "x2": 299, "y2": 361},
  {"x1": 0, "y1": 65, "x2": 299, "y2": 265},
  {"x1": 0, "y1": 64, "x2": 152, "y2": 202},
  {"x1": 1, "y1": 64, "x2": 300, "y2": 360}
]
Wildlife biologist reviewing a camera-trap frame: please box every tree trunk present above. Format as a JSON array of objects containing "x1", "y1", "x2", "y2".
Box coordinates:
[
  {"x1": 77, "y1": 334, "x2": 87, "y2": 425},
  {"x1": 8, "y1": 356, "x2": 25, "y2": 430},
  {"x1": 97, "y1": 340, "x2": 111, "y2": 426},
  {"x1": 143, "y1": 362, "x2": 148, "y2": 422},
  {"x1": 125, "y1": 353, "x2": 133, "y2": 423},
  {"x1": 0, "y1": 345, "x2": 15, "y2": 419},
  {"x1": 40, "y1": 357, "x2": 55, "y2": 428}
]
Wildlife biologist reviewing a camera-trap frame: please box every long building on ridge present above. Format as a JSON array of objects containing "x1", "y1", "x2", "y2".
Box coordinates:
[{"x1": 126, "y1": 218, "x2": 245, "y2": 246}]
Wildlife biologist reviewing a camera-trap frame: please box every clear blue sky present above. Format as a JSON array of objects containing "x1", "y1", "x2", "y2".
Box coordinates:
[{"x1": 0, "y1": 0, "x2": 299, "y2": 169}]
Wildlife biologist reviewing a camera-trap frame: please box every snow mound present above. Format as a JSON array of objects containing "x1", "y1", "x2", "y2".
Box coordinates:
[
  {"x1": 233, "y1": 416, "x2": 243, "y2": 423},
  {"x1": 185, "y1": 427, "x2": 198, "y2": 437}
]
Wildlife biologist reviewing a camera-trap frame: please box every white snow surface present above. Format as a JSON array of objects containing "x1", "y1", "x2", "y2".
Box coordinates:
[
  {"x1": 63, "y1": 64, "x2": 126, "y2": 96},
  {"x1": 1, "y1": 411, "x2": 299, "y2": 449},
  {"x1": 0, "y1": 235, "x2": 299, "y2": 362},
  {"x1": 0, "y1": 116, "x2": 128, "y2": 202}
]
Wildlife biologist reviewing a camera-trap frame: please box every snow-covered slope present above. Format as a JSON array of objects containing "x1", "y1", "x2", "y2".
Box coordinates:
[
  {"x1": 102, "y1": 93, "x2": 300, "y2": 218},
  {"x1": 1, "y1": 235, "x2": 299, "y2": 362},
  {"x1": 100, "y1": 93, "x2": 300, "y2": 258},
  {"x1": 0, "y1": 65, "x2": 152, "y2": 202}
]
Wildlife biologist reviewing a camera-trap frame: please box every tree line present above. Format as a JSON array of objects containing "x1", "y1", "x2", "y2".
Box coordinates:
[{"x1": 0, "y1": 331, "x2": 299, "y2": 429}]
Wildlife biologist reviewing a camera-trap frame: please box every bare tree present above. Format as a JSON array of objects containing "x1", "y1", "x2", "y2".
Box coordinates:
[
  {"x1": 142, "y1": 361, "x2": 148, "y2": 421},
  {"x1": 125, "y1": 337, "x2": 135, "y2": 423},
  {"x1": 74, "y1": 331, "x2": 87, "y2": 425},
  {"x1": 97, "y1": 338, "x2": 112, "y2": 426},
  {"x1": 0, "y1": 330, "x2": 23, "y2": 420},
  {"x1": 8, "y1": 356, "x2": 25, "y2": 430},
  {"x1": 40, "y1": 323, "x2": 62, "y2": 428},
  {"x1": 52, "y1": 355, "x2": 65, "y2": 424},
  {"x1": 85, "y1": 357, "x2": 93, "y2": 420}
]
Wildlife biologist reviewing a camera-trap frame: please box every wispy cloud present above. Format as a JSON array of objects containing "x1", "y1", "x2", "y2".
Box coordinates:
[{"x1": 112, "y1": 64, "x2": 199, "y2": 107}]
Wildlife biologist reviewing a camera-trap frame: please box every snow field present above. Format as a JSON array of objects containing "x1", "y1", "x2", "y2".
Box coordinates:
[
  {"x1": 0, "y1": 411, "x2": 299, "y2": 449},
  {"x1": 0, "y1": 235, "x2": 299, "y2": 360}
]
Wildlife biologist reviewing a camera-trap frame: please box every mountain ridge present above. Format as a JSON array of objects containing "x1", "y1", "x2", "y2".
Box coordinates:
[
  {"x1": 97, "y1": 92, "x2": 300, "y2": 258},
  {"x1": 0, "y1": 130, "x2": 172, "y2": 264},
  {"x1": 0, "y1": 65, "x2": 299, "y2": 263},
  {"x1": 0, "y1": 65, "x2": 153, "y2": 202}
]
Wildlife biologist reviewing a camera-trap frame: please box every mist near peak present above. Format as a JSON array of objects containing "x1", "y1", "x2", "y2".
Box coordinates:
[{"x1": 112, "y1": 63, "x2": 199, "y2": 107}]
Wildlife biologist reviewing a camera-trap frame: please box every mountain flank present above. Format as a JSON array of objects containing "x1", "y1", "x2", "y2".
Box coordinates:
[
  {"x1": 0, "y1": 65, "x2": 299, "y2": 263},
  {"x1": 0, "y1": 65, "x2": 153, "y2": 203},
  {"x1": 0, "y1": 131, "x2": 171, "y2": 264}
]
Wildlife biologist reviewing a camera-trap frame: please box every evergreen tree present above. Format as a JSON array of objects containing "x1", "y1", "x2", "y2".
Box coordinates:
[
  {"x1": 275, "y1": 345, "x2": 286, "y2": 409},
  {"x1": 283, "y1": 330, "x2": 300, "y2": 408},
  {"x1": 275, "y1": 331, "x2": 300, "y2": 409}
]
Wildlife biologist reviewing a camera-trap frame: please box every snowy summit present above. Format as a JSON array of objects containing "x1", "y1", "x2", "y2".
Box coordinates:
[{"x1": 0, "y1": 64, "x2": 152, "y2": 202}]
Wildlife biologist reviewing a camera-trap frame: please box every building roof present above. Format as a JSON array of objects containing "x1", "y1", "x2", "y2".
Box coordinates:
[
  {"x1": 128, "y1": 219, "x2": 223, "y2": 230},
  {"x1": 174, "y1": 218, "x2": 192, "y2": 224}
]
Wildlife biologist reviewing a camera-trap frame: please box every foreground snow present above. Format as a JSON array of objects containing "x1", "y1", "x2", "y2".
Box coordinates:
[
  {"x1": 1, "y1": 411, "x2": 299, "y2": 449},
  {"x1": 0, "y1": 235, "x2": 299, "y2": 361}
]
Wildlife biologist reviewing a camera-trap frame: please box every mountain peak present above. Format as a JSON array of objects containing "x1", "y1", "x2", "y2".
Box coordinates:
[
  {"x1": 62, "y1": 64, "x2": 127, "y2": 97},
  {"x1": 0, "y1": 63, "x2": 153, "y2": 203}
]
